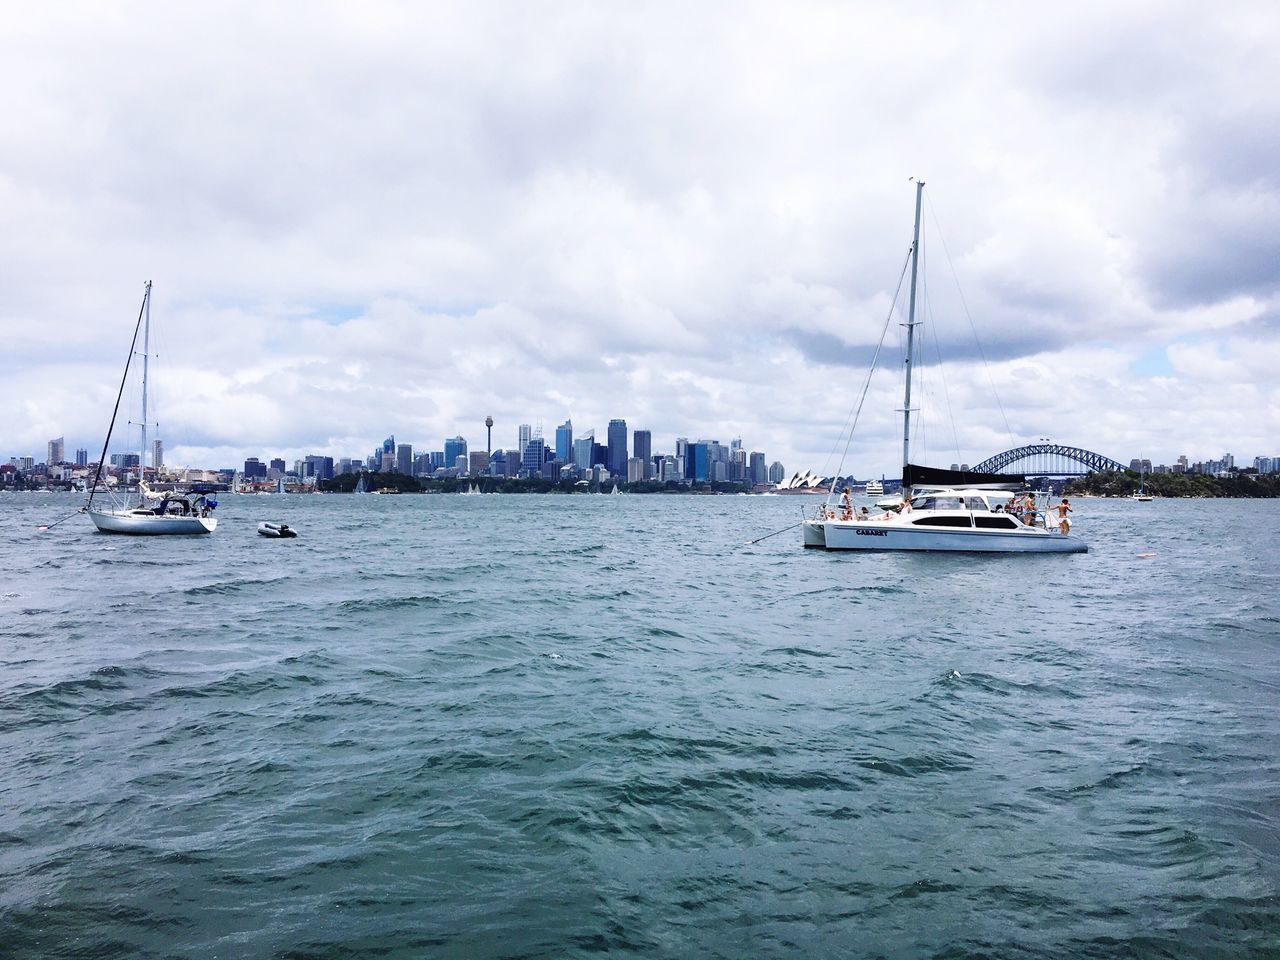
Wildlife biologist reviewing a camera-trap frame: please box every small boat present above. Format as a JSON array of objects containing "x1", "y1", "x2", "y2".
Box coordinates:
[
  {"x1": 865, "y1": 478, "x2": 885, "y2": 496},
  {"x1": 85, "y1": 282, "x2": 217, "y2": 535},
  {"x1": 257, "y1": 521, "x2": 297, "y2": 538}
]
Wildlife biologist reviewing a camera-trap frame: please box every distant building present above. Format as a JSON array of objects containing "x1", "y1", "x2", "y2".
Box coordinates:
[
  {"x1": 444, "y1": 436, "x2": 468, "y2": 471},
  {"x1": 632, "y1": 430, "x2": 652, "y2": 478},
  {"x1": 518, "y1": 424, "x2": 532, "y2": 461},
  {"x1": 396, "y1": 443, "x2": 413, "y2": 474},
  {"x1": 75, "y1": 448, "x2": 88, "y2": 467},
  {"x1": 686, "y1": 442, "x2": 709, "y2": 481},
  {"x1": 749, "y1": 451, "x2": 767, "y2": 484},
  {"x1": 521, "y1": 437, "x2": 546, "y2": 474},
  {"x1": 556, "y1": 420, "x2": 573, "y2": 464},
  {"x1": 627, "y1": 457, "x2": 645, "y2": 483},
  {"x1": 47, "y1": 437, "x2": 64, "y2": 466},
  {"x1": 469, "y1": 451, "x2": 490, "y2": 475},
  {"x1": 270, "y1": 458, "x2": 286, "y2": 474},
  {"x1": 573, "y1": 435, "x2": 594, "y2": 472},
  {"x1": 152, "y1": 440, "x2": 164, "y2": 471},
  {"x1": 244, "y1": 457, "x2": 267, "y2": 479},
  {"x1": 768, "y1": 461, "x2": 785, "y2": 484},
  {"x1": 608, "y1": 419, "x2": 628, "y2": 477}
]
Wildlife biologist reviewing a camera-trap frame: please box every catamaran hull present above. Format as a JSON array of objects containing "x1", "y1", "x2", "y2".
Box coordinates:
[
  {"x1": 87, "y1": 508, "x2": 216, "y2": 535},
  {"x1": 802, "y1": 521, "x2": 827, "y2": 548},
  {"x1": 818, "y1": 521, "x2": 1086, "y2": 553}
]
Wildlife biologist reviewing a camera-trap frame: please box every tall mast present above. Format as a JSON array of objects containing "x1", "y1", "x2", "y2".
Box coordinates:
[
  {"x1": 140, "y1": 281, "x2": 151, "y2": 486},
  {"x1": 901, "y1": 180, "x2": 924, "y2": 479}
]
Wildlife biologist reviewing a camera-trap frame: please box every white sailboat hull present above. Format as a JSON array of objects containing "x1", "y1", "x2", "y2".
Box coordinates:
[
  {"x1": 819, "y1": 519, "x2": 1085, "y2": 553},
  {"x1": 87, "y1": 507, "x2": 216, "y2": 535},
  {"x1": 802, "y1": 521, "x2": 827, "y2": 548}
]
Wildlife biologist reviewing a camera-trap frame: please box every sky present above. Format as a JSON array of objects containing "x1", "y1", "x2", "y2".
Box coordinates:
[{"x1": 2, "y1": 2, "x2": 1278, "y2": 477}]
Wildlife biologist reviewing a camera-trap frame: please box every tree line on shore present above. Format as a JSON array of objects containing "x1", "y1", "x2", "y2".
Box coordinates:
[{"x1": 1065, "y1": 470, "x2": 1280, "y2": 498}]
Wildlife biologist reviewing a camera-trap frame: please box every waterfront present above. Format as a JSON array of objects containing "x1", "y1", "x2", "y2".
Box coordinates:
[{"x1": 1, "y1": 493, "x2": 1277, "y2": 958}]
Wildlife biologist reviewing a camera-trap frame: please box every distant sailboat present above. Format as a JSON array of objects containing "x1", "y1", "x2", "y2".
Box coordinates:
[{"x1": 354, "y1": 474, "x2": 369, "y2": 494}]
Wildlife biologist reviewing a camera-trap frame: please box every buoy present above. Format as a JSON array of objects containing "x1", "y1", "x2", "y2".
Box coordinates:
[{"x1": 258, "y1": 522, "x2": 297, "y2": 538}]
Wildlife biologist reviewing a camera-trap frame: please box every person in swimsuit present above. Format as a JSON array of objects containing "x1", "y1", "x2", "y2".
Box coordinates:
[{"x1": 1053, "y1": 498, "x2": 1073, "y2": 534}]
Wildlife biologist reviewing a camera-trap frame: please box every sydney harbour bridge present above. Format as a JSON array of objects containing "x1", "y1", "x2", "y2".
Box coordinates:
[{"x1": 970, "y1": 443, "x2": 1125, "y2": 478}]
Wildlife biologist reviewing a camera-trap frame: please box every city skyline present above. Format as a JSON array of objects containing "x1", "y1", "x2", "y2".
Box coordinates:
[{"x1": 2, "y1": 6, "x2": 1277, "y2": 473}]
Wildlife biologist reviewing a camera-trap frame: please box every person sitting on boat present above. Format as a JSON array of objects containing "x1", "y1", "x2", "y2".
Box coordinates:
[
  {"x1": 1021, "y1": 493, "x2": 1037, "y2": 526},
  {"x1": 859, "y1": 506, "x2": 870, "y2": 520}
]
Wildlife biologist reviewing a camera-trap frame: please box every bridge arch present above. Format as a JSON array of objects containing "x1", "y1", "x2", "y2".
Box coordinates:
[{"x1": 972, "y1": 444, "x2": 1125, "y2": 477}]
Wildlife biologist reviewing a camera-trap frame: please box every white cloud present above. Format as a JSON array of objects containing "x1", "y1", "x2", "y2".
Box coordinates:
[{"x1": 1, "y1": 2, "x2": 1278, "y2": 474}]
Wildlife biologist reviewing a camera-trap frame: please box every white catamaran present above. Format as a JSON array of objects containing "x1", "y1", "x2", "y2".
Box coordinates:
[
  {"x1": 803, "y1": 182, "x2": 1086, "y2": 554},
  {"x1": 85, "y1": 282, "x2": 218, "y2": 535}
]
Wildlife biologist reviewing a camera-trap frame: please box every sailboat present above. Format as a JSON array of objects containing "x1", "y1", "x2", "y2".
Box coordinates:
[
  {"x1": 86, "y1": 282, "x2": 218, "y2": 534},
  {"x1": 802, "y1": 183, "x2": 1086, "y2": 554},
  {"x1": 1132, "y1": 462, "x2": 1153, "y2": 501}
]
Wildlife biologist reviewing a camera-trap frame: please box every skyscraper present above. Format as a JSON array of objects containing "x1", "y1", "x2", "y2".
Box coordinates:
[
  {"x1": 444, "y1": 436, "x2": 468, "y2": 472},
  {"x1": 518, "y1": 424, "x2": 532, "y2": 460},
  {"x1": 152, "y1": 439, "x2": 164, "y2": 471},
  {"x1": 396, "y1": 443, "x2": 413, "y2": 474},
  {"x1": 632, "y1": 429, "x2": 651, "y2": 467},
  {"x1": 47, "y1": 437, "x2": 64, "y2": 466},
  {"x1": 749, "y1": 451, "x2": 767, "y2": 484},
  {"x1": 556, "y1": 420, "x2": 573, "y2": 464},
  {"x1": 607, "y1": 419, "x2": 628, "y2": 477},
  {"x1": 75, "y1": 448, "x2": 87, "y2": 467},
  {"x1": 521, "y1": 437, "x2": 546, "y2": 475}
]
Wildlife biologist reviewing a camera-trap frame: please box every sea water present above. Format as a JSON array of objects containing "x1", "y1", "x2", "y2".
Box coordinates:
[{"x1": 1, "y1": 492, "x2": 1277, "y2": 958}]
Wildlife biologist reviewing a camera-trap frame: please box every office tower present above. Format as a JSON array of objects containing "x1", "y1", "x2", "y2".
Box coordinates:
[
  {"x1": 382, "y1": 435, "x2": 395, "y2": 458},
  {"x1": 686, "y1": 442, "x2": 709, "y2": 481},
  {"x1": 47, "y1": 437, "x2": 65, "y2": 465},
  {"x1": 444, "y1": 437, "x2": 468, "y2": 471},
  {"x1": 769, "y1": 461, "x2": 785, "y2": 484},
  {"x1": 749, "y1": 451, "x2": 766, "y2": 484},
  {"x1": 75, "y1": 448, "x2": 88, "y2": 467},
  {"x1": 627, "y1": 457, "x2": 645, "y2": 483},
  {"x1": 573, "y1": 437, "x2": 593, "y2": 472},
  {"x1": 270, "y1": 458, "x2": 286, "y2": 474},
  {"x1": 244, "y1": 457, "x2": 267, "y2": 479},
  {"x1": 522, "y1": 437, "x2": 545, "y2": 474},
  {"x1": 591, "y1": 441, "x2": 608, "y2": 469},
  {"x1": 396, "y1": 443, "x2": 413, "y2": 474},
  {"x1": 518, "y1": 424, "x2": 532, "y2": 460},
  {"x1": 632, "y1": 429, "x2": 651, "y2": 465},
  {"x1": 556, "y1": 420, "x2": 573, "y2": 464},
  {"x1": 152, "y1": 440, "x2": 164, "y2": 471},
  {"x1": 469, "y1": 451, "x2": 489, "y2": 475},
  {"x1": 607, "y1": 419, "x2": 627, "y2": 477}
]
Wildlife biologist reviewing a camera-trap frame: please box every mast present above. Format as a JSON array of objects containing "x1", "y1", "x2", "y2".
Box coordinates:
[
  {"x1": 901, "y1": 180, "x2": 924, "y2": 485},
  {"x1": 140, "y1": 281, "x2": 151, "y2": 490},
  {"x1": 87, "y1": 284, "x2": 149, "y2": 508}
]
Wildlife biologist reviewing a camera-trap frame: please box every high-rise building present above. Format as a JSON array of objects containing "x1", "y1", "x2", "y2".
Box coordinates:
[
  {"x1": 47, "y1": 437, "x2": 64, "y2": 466},
  {"x1": 469, "y1": 451, "x2": 489, "y2": 475},
  {"x1": 270, "y1": 458, "x2": 286, "y2": 474},
  {"x1": 749, "y1": 451, "x2": 767, "y2": 484},
  {"x1": 632, "y1": 430, "x2": 651, "y2": 471},
  {"x1": 555, "y1": 420, "x2": 573, "y2": 464},
  {"x1": 592, "y1": 441, "x2": 608, "y2": 469},
  {"x1": 75, "y1": 448, "x2": 88, "y2": 467},
  {"x1": 522, "y1": 437, "x2": 546, "y2": 474},
  {"x1": 444, "y1": 437, "x2": 468, "y2": 472},
  {"x1": 244, "y1": 457, "x2": 267, "y2": 479},
  {"x1": 573, "y1": 436, "x2": 594, "y2": 472},
  {"x1": 607, "y1": 419, "x2": 628, "y2": 477},
  {"x1": 768, "y1": 461, "x2": 785, "y2": 484},
  {"x1": 627, "y1": 457, "x2": 645, "y2": 483},
  {"x1": 152, "y1": 439, "x2": 164, "y2": 471},
  {"x1": 396, "y1": 443, "x2": 413, "y2": 474},
  {"x1": 518, "y1": 424, "x2": 532, "y2": 460},
  {"x1": 686, "y1": 442, "x2": 710, "y2": 481}
]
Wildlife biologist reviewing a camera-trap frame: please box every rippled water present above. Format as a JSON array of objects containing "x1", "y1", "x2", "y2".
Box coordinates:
[{"x1": 1, "y1": 491, "x2": 1277, "y2": 958}]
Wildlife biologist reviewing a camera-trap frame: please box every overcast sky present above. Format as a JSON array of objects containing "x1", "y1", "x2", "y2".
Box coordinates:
[{"x1": 2, "y1": 2, "x2": 1277, "y2": 476}]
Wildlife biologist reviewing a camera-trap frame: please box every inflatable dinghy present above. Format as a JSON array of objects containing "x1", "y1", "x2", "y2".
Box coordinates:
[{"x1": 257, "y1": 521, "x2": 297, "y2": 538}]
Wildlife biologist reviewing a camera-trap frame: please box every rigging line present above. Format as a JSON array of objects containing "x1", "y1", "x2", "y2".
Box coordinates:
[
  {"x1": 818, "y1": 246, "x2": 913, "y2": 487},
  {"x1": 825, "y1": 252, "x2": 910, "y2": 506},
  {"x1": 87, "y1": 285, "x2": 149, "y2": 509},
  {"x1": 925, "y1": 192, "x2": 1014, "y2": 444}
]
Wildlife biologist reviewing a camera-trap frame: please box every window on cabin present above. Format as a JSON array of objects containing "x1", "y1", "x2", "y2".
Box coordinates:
[
  {"x1": 912, "y1": 516, "x2": 972, "y2": 528},
  {"x1": 974, "y1": 515, "x2": 1019, "y2": 530}
]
